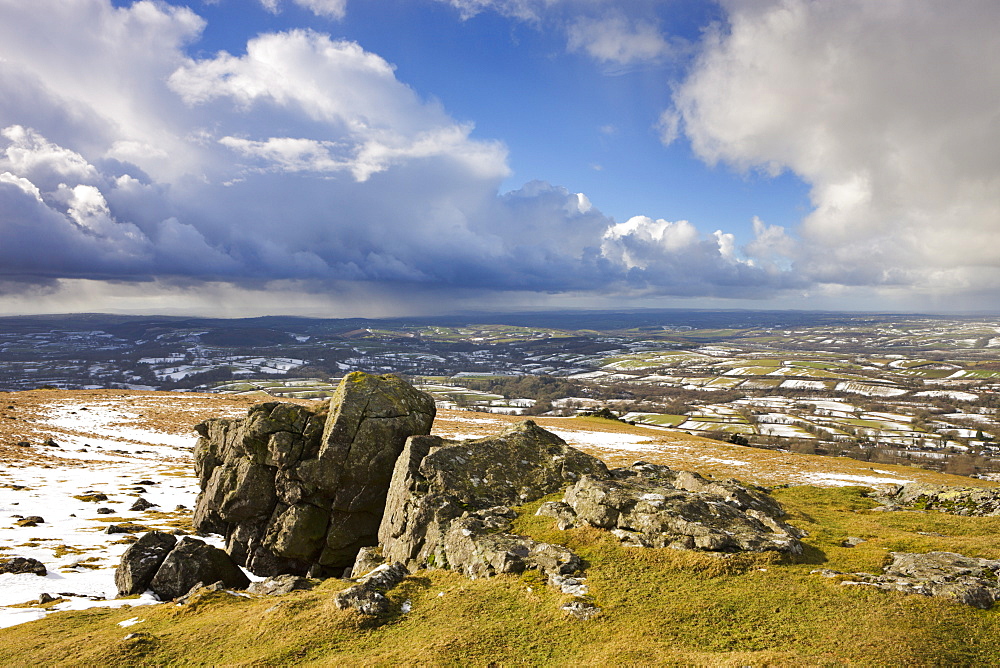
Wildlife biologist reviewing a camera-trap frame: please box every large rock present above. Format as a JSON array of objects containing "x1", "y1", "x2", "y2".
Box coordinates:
[
  {"x1": 545, "y1": 462, "x2": 803, "y2": 554},
  {"x1": 148, "y1": 537, "x2": 250, "y2": 601},
  {"x1": 193, "y1": 372, "x2": 435, "y2": 577},
  {"x1": 378, "y1": 420, "x2": 608, "y2": 576},
  {"x1": 818, "y1": 551, "x2": 1000, "y2": 609},
  {"x1": 115, "y1": 531, "x2": 177, "y2": 596}
]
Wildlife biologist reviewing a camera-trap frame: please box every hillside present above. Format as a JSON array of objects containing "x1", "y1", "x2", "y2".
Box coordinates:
[{"x1": 1, "y1": 389, "x2": 999, "y2": 665}]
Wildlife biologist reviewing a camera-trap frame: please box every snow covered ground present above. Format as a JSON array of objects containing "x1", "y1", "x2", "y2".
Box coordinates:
[{"x1": 0, "y1": 393, "x2": 250, "y2": 630}]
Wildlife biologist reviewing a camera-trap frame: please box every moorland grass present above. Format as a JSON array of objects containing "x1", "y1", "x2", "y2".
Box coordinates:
[{"x1": 2, "y1": 486, "x2": 1000, "y2": 665}]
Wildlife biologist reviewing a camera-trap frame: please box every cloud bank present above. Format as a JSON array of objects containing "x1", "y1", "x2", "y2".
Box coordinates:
[
  {"x1": 0, "y1": 0, "x2": 793, "y2": 313},
  {"x1": 672, "y1": 0, "x2": 1000, "y2": 299},
  {"x1": 2, "y1": 0, "x2": 1000, "y2": 314}
]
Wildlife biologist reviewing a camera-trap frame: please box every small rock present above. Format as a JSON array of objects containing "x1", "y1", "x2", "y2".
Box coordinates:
[
  {"x1": 129, "y1": 498, "x2": 156, "y2": 512},
  {"x1": 248, "y1": 574, "x2": 314, "y2": 596},
  {"x1": 334, "y1": 562, "x2": 409, "y2": 616},
  {"x1": 0, "y1": 556, "x2": 47, "y2": 576},
  {"x1": 15, "y1": 516, "x2": 44, "y2": 527},
  {"x1": 562, "y1": 600, "x2": 601, "y2": 620},
  {"x1": 106, "y1": 524, "x2": 145, "y2": 534},
  {"x1": 174, "y1": 505, "x2": 187, "y2": 511},
  {"x1": 38, "y1": 593, "x2": 57, "y2": 604},
  {"x1": 842, "y1": 537, "x2": 865, "y2": 548},
  {"x1": 43, "y1": 438, "x2": 59, "y2": 448},
  {"x1": 176, "y1": 581, "x2": 226, "y2": 605},
  {"x1": 349, "y1": 546, "x2": 384, "y2": 579},
  {"x1": 97, "y1": 508, "x2": 116, "y2": 515},
  {"x1": 16, "y1": 441, "x2": 30, "y2": 448}
]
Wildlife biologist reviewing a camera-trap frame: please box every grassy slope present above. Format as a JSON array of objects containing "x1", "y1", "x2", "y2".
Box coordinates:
[{"x1": 2, "y1": 488, "x2": 1000, "y2": 666}]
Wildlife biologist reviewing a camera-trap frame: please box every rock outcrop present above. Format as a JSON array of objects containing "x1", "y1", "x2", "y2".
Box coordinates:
[
  {"x1": 815, "y1": 551, "x2": 1000, "y2": 609},
  {"x1": 541, "y1": 462, "x2": 803, "y2": 554},
  {"x1": 115, "y1": 531, "x2": 177, "y2": 596},
  {"x1": 193, "y1": 372, "x2": 435, "y2": 576},
  {"x1": 871, "y1": 483, "x2": 1000, "y2": 516},
  {"x1": 378, "y1": 420, "x2": 608, "y2": 577}
]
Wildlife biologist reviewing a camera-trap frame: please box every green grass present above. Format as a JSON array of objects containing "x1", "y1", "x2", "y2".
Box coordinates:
[{"x1": 4, "y1": 486, "x2": 1000, "y2": 665}]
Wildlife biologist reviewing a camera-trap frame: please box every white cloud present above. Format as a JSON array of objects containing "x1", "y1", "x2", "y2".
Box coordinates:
[
  {"x1": 170, "y1": 30, "x2": 509, "y2": 182},
  {"x1": 294, "y1": 0, "x2": 348, "y2": 19},
  {"x1": 567, "y1": 14, "x2": 674, "y2": 67},
  {"x1": 439, "y1": 0, "x2": 554, "y2": 22},
  {"x1": 1, "y1": 125, "x2": 99, "y2": 187},
  {"x1": 674, "y1": 0, "x2": 1000, "y2": 291},
  {"x1": 260, "y1": 0, "x2": 346, "y2": 19}
]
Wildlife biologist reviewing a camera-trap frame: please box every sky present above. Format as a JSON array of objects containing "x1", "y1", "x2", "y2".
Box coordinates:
[{"x1": 1, "y1": 0, "x2": 999, "y2": 317}]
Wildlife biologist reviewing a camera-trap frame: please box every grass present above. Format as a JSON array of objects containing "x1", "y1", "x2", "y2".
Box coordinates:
[{"x1": 4, "y1": 485, "x2": 1000, "y2": 665}]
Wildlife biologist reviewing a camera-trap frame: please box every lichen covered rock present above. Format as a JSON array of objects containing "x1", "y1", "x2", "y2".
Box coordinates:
[
  {"x1": 193, "y1": 372, "x2": 435, "y2": 576},
  {"x1": 552, "y1": 462, "x2": 803, "y2": 554},
  {"x1": 817, "y1": 551, "x2": 1000, "y2": 609},
  {"x1": 334, "y1": 562, "x2": 410, "y2": 616},
  {"x1": 378, "y1": 420, "x2": 607, "y2": 576},
  {"x1": 872, "y1": 483, "x2": 1000, "y2": 516}
]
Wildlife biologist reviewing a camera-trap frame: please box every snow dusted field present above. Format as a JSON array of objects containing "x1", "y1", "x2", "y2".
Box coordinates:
[{"x1": 0, "y1": 390, "x2": 264, "y2": 629}]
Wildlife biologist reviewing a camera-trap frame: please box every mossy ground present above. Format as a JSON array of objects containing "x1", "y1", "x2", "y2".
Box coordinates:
[{"x1": 2, "y1": 487, "x2": 1000, "y2": 666}]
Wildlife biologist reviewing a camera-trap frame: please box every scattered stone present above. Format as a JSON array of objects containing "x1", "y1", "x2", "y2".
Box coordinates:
[
  {"x1": 562, "y1": 600, "x2": 601, "y2": 621},
  {"x1": 106, "y1": 524, "x2": 147, "y2": 534},
  {"x1": 842, "y1": 537, "x2": 865, "y2": 548},
  {"x1": 193, "y1": 372, "x2": 435, "y2": 577},
  {"x1": 148, "y1": 537, "x2": 250, "y2": 601},
  {"x1": 136, "y1": 480, "x2": 156, "y2": 486},
  {"x1": 175, "y1": 505, "x2": 187, "y2": 511},
  {"x1": 349, "y1": 546, "x2": 385, "y2": 579},
  {"x1": 175, "y1": 580, "x2": 225, "y2": 605},
  {"x1": 557, "y1": 462, "x2": 803, "y2": 554},
  {"x1": 97, "y1": 508, "x2": 116, "y2": 515},
  {"x1": 75, "y1": 492, "x2": 109, "y2": 503},
  {"x1": 130, "y1": 498, "x2": 157, "y2": 512},
  {"x1": 115, "y1": 531, "x2": 178, "y2": 596},
  {"x1": 15, "y1": 516, "x2": 44, "y2": 527},
  {"x1": 16, "y1": 441, "x2": 30, "y2": 448},
  {"x1": 818, "y1": 551, "x2": 1000, "y2": 609},
  {"x1": 43, "y1": 438, "x2": 59, "y2": 448},
  {"x1": 248, "y1": 574, "x2": 315, "y2": 596},
  {"x1": 549, "y1": 573, "x2": 588, "y2": 596},
  {"x1": 334, "y1": 562, "x2": 409, "y2": 616},
  {"x1": 0, "y1": 556, "x2": 46, "y2": 576},
  {"x1": 38, "y1": 593, "x2": 57, "y2": 605}
]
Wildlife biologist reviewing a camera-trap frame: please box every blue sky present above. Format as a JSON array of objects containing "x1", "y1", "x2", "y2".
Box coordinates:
[{"x1": 0, "y1": 0, "x2": 998, "y2": 316}]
